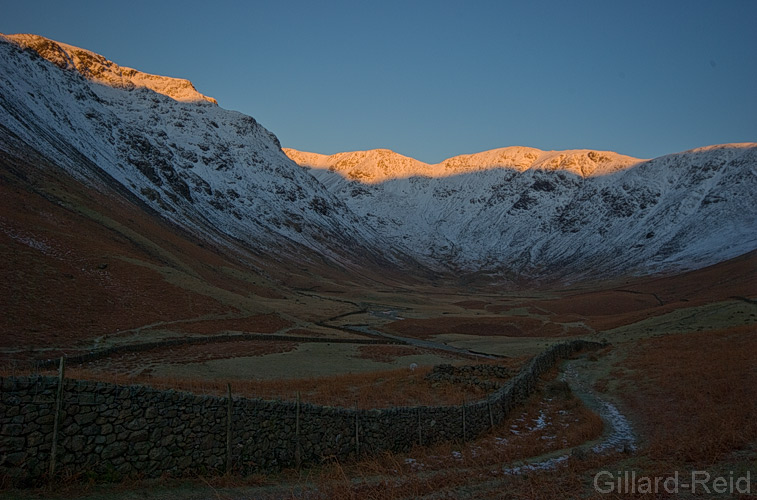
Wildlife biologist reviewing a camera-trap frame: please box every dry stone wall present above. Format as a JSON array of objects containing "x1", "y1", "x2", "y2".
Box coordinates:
[{"x1": 0, "y1": 340, "x2": 603, "y2": 484}]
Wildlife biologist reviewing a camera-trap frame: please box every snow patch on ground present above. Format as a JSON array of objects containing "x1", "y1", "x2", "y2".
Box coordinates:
[
  {"x1": 528, "y1": 410, "x2": 548, "y2": 431},
  {"x1": 591, "y1": 401, "x2": 637, "y2": 453},
  {"x1": 502, "y1": 454, "x2": 570, "y2": 475}
]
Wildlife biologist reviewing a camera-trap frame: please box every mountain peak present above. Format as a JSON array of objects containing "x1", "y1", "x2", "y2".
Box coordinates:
[
  {"x1": 1, "y1": 33, "x2": 217, "y2": 105},
  {"x1": 1, "y1": 31, "x2": 754, "y2": 281},
  {"x1": 283, "y1": 148, "x2": 429, "y2": 183},
  {"x1": 284, "y1": 146, "x2": 643, "y2": 183}
]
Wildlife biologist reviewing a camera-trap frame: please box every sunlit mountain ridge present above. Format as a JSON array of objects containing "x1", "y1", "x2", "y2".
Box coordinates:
[
  {"x1": 4, "y1": 33, "x2": 217, "y2": 104},
  {"x1": 1, "y1": 33, "x2": 755, "y2": 282},
  {"x1": 284, "y1": 146, "x2": 644, "y2": 183}
]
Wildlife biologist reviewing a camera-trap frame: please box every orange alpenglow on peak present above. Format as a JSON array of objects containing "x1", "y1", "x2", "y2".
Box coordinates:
[
  {"x1": 283, "y1": 146, "x2": 644, "y2": 183},
  {"x1": 1, "y1": 33, "x2": 217, "y2": 105}
]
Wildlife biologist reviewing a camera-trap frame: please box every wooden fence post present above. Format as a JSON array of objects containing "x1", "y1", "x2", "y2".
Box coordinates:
[
  {"x1": 49, "y1": 357, "x2": 66, "y2": 478},
  {"x1": 488, "y1": 399, "x2": 494, "y2": 430},
  {"x1": 226, "y1": 383, "x2": 232, "y2": 475},
  {"x1": 417, "y1": 408, "x2": 422, "y2": 446},
  {"x1": 295, "y1": 392, "x2": 301, "y2": 470},
  {"x1": 354, "y1": 400, "x2": 360, "y2": 456},
  {"x1": 462, "y1": 397, "x2": 467, "y2": 443}
]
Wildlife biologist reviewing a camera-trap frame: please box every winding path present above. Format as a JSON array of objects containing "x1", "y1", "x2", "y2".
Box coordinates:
[
  {"x1": 346, "y1": 325, "x2": 501, "y2": 360},
  {"x1": 500, "y1": 356, "x2": 637, "y2": 475},
  {"x1": 562, "y1": 361, "x2": 637, "y2": 454}
]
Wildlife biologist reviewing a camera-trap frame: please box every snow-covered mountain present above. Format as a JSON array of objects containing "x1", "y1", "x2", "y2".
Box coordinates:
[
  {"x1": 286, "y1": 145, "x2": 757, "y2": 279},
  {"x1": 1, "y1": 33, "x2": 755, "y2": 283},
  {"x1": 0, "y1": 33, "x2": 403, "y2": 272},
  {"x1": 284, "y1": 146, "x2": 641, "y2": 183},
  {"x1": 4, "y1": 34, "x2": 218, "y2": 104}
]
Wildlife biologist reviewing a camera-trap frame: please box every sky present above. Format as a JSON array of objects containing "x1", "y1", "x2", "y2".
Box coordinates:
[{"x1": 2, "y1": 0, "x2": 755, "y2": 163}]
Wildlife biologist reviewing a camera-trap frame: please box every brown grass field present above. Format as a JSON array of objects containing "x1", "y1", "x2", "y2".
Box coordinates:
[
  {"x1": 619, "y1": 324, "x2": 757, "y2": 465},
  {"x1": 2, "y1": 247, "x2": 755, "y2": 498}
]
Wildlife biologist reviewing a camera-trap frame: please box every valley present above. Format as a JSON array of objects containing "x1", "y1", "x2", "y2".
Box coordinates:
[{"x1": 0, "y1": 32, "x2": 755, "y2": 498}]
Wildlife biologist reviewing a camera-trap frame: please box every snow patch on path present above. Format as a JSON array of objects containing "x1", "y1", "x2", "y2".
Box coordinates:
[{"x1": 562, "y1": 362, "x2": 637, "y2": 453}]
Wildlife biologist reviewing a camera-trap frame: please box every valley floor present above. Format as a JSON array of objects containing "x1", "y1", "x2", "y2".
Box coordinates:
[
  {"x1": 4, "y1": 320, "x2": 755, "y2": 499},
  {"x1": 1, "y1": 32, "x2": 755, "y2": 499},
  {"x1": 2, "y1": 153, "x2": 755, "y2": 496},
  {"x1": 2, "y1": 273, "x2": 755, "y2": 498}
]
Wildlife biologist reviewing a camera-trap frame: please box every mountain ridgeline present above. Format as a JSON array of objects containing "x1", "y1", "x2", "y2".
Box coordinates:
[
  {"x1": 285, "y1": 145, "x2": 757, "y2": 279},
  {"x1": 1, "y1": 33, "x2": 755, "y2": 284}
]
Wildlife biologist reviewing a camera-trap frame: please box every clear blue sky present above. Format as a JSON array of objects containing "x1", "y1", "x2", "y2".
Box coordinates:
[{"x1": 2, "y1": 0, "x2": 755, "y2": 162}]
